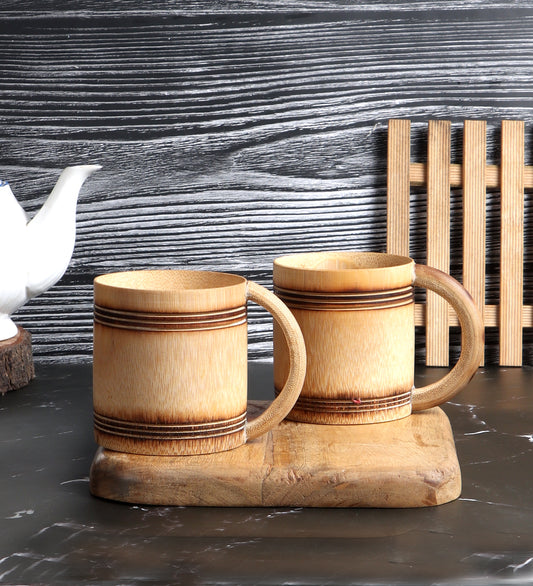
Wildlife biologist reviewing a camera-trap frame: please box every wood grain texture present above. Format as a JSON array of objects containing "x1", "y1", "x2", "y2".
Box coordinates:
[
  {"x1": 1, "y1": 3, "x2": 533, "y2": 363},
  {"x1": 500, "y1": 121, "x2": 525, "y2": 366},
  {"x1": 90, "y1": 401, "x2": 461, "y2": 508},
  {"x1": 93, "y1": 271, "x2": 250, "y2": 456},
  {"x1": 410, "y1": 162, "x2": 533, "y2": 189},
  {"x1": 0, "y1": 327, "x2": 34, "y2": 392},
  {"x1": 396, "y1": 120, "x2": 529, "y2": 366},
  {"x1": 273, "y1": 252, "x2": 415, "y2": 424},
  {"x1": 412, "y1": 264, "x2": 484, "y2": 411},
  {"x1": 426, "y1": 120, "x2": 451, "y2": 366},
  {"x1": 462, "y1": 120, "x2": 486, "y2": 365},
  {"x1": 414, "y1": 303, "x2": 533, "y2": 328},
  {"x1": 387, "y1": 119, "x2": 411, "y2": 257},
  {"x1": 92, "y1": 270, "x2": 306, "y2": 454},
  {"x1": 244, "y1": 280, "x2": 306, "y2": 440}
]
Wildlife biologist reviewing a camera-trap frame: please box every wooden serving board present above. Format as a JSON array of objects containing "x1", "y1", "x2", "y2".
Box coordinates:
[{"x1": 89, "y1": 402, "x2": 461, "y2": 508}]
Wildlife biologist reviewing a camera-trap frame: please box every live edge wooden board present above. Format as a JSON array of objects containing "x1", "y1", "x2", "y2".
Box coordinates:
[{"x1": 90, "y1": 402, "x2": 461, "y2": 508}]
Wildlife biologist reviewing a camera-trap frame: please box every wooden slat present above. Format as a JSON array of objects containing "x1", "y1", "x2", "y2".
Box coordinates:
[
  {"x1": 500, "y1": 120, "x2": 524, "y2": 366},
  {"x1": 426, "y1": 120, "x2": 451, "y2": 366},
  {"x1": 409, "y1": 162, "x2": 533, "y2": 188},
  {"x1": 415, "y1": 303, "x2": 533, "y2": 328},
  {"x1": 387, "y1": 119, "x2": 411, "y2": 257},
  {"x1": 462, "y1": 120, "x2": 487, "y2": 365}
]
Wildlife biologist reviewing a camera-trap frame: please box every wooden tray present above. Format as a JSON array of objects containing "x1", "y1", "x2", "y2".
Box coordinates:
[{"x1": 89, "y1": 402, "x2": 461, "y2": 508}]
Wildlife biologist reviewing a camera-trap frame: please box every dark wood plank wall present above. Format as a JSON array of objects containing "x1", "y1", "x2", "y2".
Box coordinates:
[{"x1": 1, "y1": 2, "x2": 533, "y2": 364}]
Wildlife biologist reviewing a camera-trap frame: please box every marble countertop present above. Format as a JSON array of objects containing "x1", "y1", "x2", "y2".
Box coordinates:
[{"x1": 1, "y1": 363, "x2": 532, "y2": 585}]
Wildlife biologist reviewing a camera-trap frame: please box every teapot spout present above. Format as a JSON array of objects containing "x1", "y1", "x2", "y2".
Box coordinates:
[
  {"x1": 25, "y1": 164, "x2": 102, "y2": 301},
  {"x1": 32, "y1": 165, "x2": 102, "y2": 222}
]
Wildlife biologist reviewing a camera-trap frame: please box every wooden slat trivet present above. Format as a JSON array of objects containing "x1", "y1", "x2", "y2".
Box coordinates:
[{"x1": 387, "y1": 119, "x2": 530, "y2": 366}]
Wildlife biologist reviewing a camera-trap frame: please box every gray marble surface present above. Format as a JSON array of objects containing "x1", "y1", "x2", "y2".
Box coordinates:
[{"x1": 1, "y1": 363, "x2": 532, "y2": 585}]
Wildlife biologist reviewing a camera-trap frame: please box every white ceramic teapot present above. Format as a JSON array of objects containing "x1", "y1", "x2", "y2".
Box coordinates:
[{"x1": 0, "y1": 165, "x2": 101, "y2": 341}]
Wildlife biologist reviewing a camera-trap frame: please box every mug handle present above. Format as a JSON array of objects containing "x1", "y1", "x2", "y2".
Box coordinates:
[
  {"x1": 411, "y1": 264, "x2": 485, "y2": 411},
  {"x1": 244, "y1": 280, "x2": 307, "y2": 441}
]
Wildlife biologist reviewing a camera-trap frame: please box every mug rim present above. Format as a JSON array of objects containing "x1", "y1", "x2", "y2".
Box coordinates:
[
  {"x1": 94, "y1": 269, "x2": 246, "y2": 293},
  {"x1": 94, "y1": 269, "x2": 247, "y2": 313},
  {"x1": 274, "y1": 251, "x2": 413, "y2": 272},
  {"x1": 273, "y1": 251, "x2": 415, "y2": 293}
]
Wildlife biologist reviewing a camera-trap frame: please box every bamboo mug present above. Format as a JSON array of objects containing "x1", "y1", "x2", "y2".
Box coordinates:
[
  {"x1": 273, "y1": 252, "x2": 484, "y2": 425},
  {"x1": 93, "y1": 270, "x2": 306, "y2": 455}
]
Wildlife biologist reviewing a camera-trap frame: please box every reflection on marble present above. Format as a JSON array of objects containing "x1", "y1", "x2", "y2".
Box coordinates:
[{"x1": 0, "y1": 364, "x2": 532, "y2": 585}]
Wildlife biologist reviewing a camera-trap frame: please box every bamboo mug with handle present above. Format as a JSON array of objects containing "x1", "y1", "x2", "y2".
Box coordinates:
[
  {"x1": 93, "y1": 270, "x2": 306, "y2": 456},
  {"x1": 273, "y1": 251, "x2": 484, "y2": 425}
]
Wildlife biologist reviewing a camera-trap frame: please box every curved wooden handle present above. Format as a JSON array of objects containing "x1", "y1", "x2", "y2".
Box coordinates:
[
  {"x1": 412, "y1": 264, "x2": 484, "y2": 411},
  {"x1": 245, "y1": 281, "x2": 306, "y2": 440}
]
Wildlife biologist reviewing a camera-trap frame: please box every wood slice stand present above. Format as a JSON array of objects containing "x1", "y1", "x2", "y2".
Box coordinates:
[
  {"x1": 0, "y1": 326, "x2": 35, "y2": 393},
  {"x1": 90, "y1": 402, "x2": 461, "y2": 508}
]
